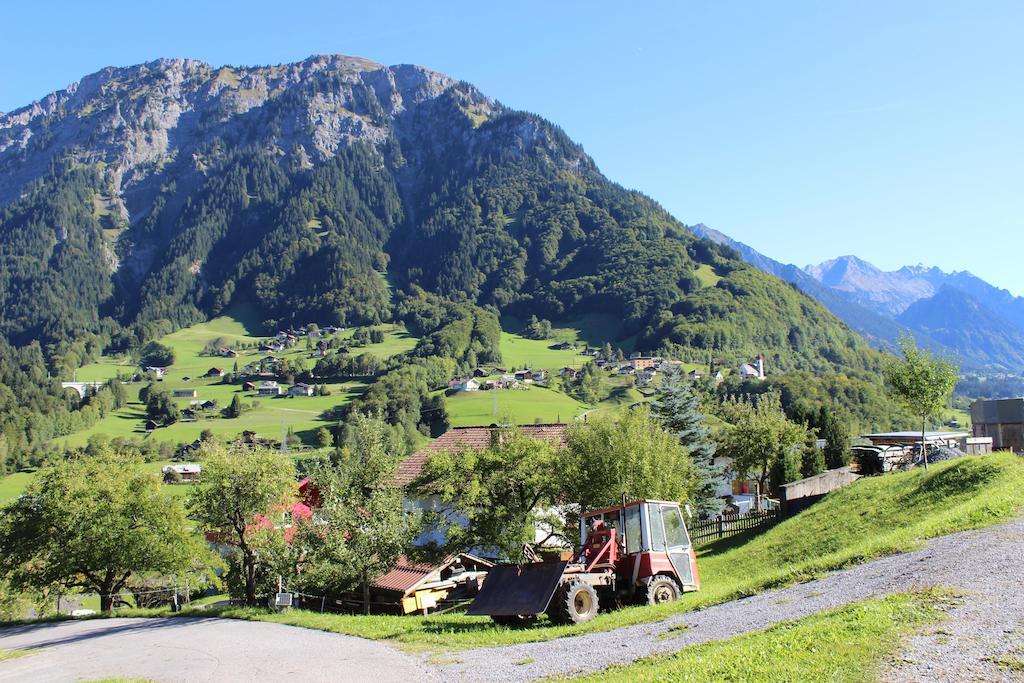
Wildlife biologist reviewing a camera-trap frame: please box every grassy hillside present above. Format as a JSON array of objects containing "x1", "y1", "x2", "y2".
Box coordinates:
[
  {"x1": 170, "y1": 453, "x2": 1024, "y2": 649},
  {"x1": 445, "y1": 385, "x2": 589, "y2": 427}
]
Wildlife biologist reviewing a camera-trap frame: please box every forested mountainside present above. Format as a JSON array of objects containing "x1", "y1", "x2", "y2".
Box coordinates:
[{"x1": 0, "y1": 54, "x2": 908, "y2": 469}]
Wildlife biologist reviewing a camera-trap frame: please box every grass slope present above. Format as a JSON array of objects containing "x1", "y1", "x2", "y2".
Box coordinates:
[
  {"x1": 445, "y1": 386, "x2": 589, "y2": 427},
  {"x1": 576, "y1": 589, "x2": 955, "y2": 682},
  {"x1": 144, "y1": 453, "x2": 1022, "y2": 650}
]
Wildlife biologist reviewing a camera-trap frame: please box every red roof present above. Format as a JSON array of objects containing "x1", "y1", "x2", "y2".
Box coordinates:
[
  {"x1": 370, "y1": 554, "x2": 494, "y2": 596},
  {"x1": 394, "y1": 424, "x2": 568, "y2": 487}
]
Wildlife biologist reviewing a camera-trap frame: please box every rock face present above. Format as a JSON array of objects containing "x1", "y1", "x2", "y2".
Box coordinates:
[{"x1": 0, "y1": 55, "x2": 491, "y2": 207}]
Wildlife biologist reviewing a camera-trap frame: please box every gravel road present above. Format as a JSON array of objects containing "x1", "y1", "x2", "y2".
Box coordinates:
[
  {"x1": 434, "y1": 516, "x2": 1024, "y2": 681},
  {"x1": 1, "y1": 517, "x2": 1020, "y2": 682}
]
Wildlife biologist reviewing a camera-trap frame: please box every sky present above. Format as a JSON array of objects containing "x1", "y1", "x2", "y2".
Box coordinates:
[{"x1": 2, "y1": 1, "x2": 1021, "y2": 295}]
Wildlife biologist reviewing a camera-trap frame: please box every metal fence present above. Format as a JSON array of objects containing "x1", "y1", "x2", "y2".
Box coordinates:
[{"x1": 691, "y1": 509, "x2": 781, "y2": 546}]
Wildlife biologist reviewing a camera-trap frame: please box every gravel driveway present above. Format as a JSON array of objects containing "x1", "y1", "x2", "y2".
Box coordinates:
[{"x1": 1, "y1": 517, "x2": 1021, "y2": 682}]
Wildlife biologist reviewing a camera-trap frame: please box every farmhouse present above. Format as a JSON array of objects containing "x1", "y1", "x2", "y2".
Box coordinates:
[
  {"x1": 258, "y1": 381, "x2": 283, "y2": 397},
  {"x1": 205, "y1": 367, "x2": 225, "y2": 378},
  {"x1": 288, "y1": 383, "x2": 314, "y2": 397},
  {"x1": 162, "y1": 463, "x2": 201, "y2": 483},
  {"x1": 971, "y1": 398, "x2": 1024, "y2": 453},
  {"x1": 145, "y1": 366, "x2": 166, "y2": 378},
  {"x1": 560, "y1": 367, "x2": 578, "y2": 379},
  {"x1": 688, "y1": 369, "x2": 704, "y2": 381},
  {"x1": 145, "y1": 419, "x2": 158, "y2": 432},
  {"x1": 630, "y1": 354, "x2": 658, "y2": 370},
  {"x1": 242, "y1": 381, "x2": 257, "y2": 391},
  {"x1": 448, "y1": 378, "x2": 480, "y2": 393},
  {"x1": 173, "y1": 389, "x2": 198, "y2": 399}
]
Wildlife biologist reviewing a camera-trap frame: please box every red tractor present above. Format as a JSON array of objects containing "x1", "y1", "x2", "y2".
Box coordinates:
[{"x1": 467, "y1": 499, "x2": 700, "y2": 626}]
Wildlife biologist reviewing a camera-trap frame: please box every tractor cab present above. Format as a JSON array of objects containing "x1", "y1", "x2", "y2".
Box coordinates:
[{"x1": 467, "y1": 499, "x2": 700, "y2": 626}]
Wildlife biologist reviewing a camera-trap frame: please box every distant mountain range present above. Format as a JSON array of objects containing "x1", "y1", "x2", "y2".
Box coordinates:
[{"x1": 689, "y1": 224, "x2": 1024, "y2": 371}]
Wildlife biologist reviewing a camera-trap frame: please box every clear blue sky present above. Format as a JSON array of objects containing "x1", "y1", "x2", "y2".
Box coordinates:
[{"x1": 2, "y1": 1, "x2": 1021, "y2": 295}]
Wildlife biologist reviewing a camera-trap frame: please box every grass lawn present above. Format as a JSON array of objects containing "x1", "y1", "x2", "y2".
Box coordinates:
[
  {"x1": 146, "y1": 453, "x2": 1023, "y2": 650},
  {"x1": 0, "y1": 472, "x2": 36, "y2": 504},
  {"x1": 693, "y1": 263, "x2": 723, "y2": 288},
  {"x1": 575, "y1": 589, "x2": 955, "y2": 682},
  {"x1": 499, "y1": 331, "x2": 584, "y2": 371},
  {"x1": 445, "y1": 386, "x2": 589, "y2": 427}
]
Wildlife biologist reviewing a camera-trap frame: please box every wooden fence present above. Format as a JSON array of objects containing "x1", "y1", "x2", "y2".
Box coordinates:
[{"x1": 691, "y1": 509, "x2": 781, "y2": 546}]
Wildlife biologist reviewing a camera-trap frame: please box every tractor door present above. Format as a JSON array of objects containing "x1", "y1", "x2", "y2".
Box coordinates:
[{"x1": 659, "y1": 504, "x2": 694, "y2": 587}]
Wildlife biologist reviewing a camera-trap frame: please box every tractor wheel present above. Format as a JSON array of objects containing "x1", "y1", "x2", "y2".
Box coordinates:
[
  {"x1": 548, "y1": 579, "x2": 600, "y2": 625},
  {"x1": 641, "y1": 575, "x2": 681, "y2": 606},
  {"x1": 491, "y1": 614, "x2": 537, "y2": 628}
]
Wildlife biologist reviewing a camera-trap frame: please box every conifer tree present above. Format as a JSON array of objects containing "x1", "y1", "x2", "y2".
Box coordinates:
[
  {"x1": 651, "y1": 365, "x2": 726, "y2": 516},
  {"x1": 818, "y1": 406, "x2": 851, "y2": 469}
]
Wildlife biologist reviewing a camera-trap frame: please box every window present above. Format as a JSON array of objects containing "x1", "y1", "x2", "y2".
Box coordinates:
[
  {"x1": 648, "y1": 503, "x2": 666, "y2": 551},
  {"x1": 661, "y1": 505, "x2": 690, "y2": 548},
  {"x1": 624, "y1": 505, "x2": 642, "y2": 554}
]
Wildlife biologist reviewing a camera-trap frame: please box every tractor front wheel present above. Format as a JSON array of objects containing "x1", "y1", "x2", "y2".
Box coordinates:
[
  {"x1": 491, "y1": 614, "x2": 537, "y2": 628},
  {"x1": 548, "y1": 580, "x2": 600, "y2": 625},
  {"x1": 641, "y1": 575, "x2": 681, "y2": 606}
]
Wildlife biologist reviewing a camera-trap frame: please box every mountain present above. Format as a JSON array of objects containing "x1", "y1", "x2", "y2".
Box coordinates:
[
  {"x1": 689, "y1": 225, "x2": 1024, "y2": 370},
  {"x1": 0, "y1": 54, "x2": 888, "y2": 380},
  {"x1": 688, "y1": 225, "x2": 914, "y2": 349},
  {"x1": 897, "y1": 286, "x2": 1024, "y2": 369}
]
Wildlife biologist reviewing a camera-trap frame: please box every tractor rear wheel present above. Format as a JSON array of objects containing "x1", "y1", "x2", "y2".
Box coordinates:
[
  {"x1": 491, "y1": 614, "x2": 537, "y2": 628},
  {"x1": 548, "y1": 579, "x2": 600, "y2": 625},
  {"x1": 641, "y1": 575, "x2": 681, "y2": 606}
]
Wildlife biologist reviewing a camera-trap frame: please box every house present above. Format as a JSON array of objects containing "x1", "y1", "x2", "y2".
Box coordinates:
[
  {"x1": 181, "y1": 408, "x2": 197, "y2": 421},
  {"x1": 222, "y1": 348, "x2": 239, "y2": 358},
  {"x1": 582, "y1": 347, "x2": 598, "y2": 357},
  {"x1": 636, "y1": 371, "x2": 655, "y2": 386},
  {"x1": 181, "y1": 376, "x2": 192, "y2": 383},
  {"x1": 713, "y1": 370, "x2": 725, "y2": 384},
  {"x1": 162, "y1": 463, "x2": 201, "y2": 483},
  {"x1": 449, "y1": 378, "x2": 480, "y2": 393},
  {"x1": 688, "y1": 369, "x2": 704, "y2": 381},
  {"x1": 560, "y1": 367, "x2": 579, "y2": 379},
  {"x1": 199, "y1": 399, "x2": 218, "y2": 410},
  {"x1": 145, "y1": 419, "x2": 158, "y2": 432},
  {"x1": 472, "y1": 367, "x2": 489, "y2": 378},
  {"x1": 514, "y1": 369, "x2": 534, "y2": 382},
  {"x1": 738, "y1": 355, "x2": 767, "y2": 380},
  {"x1": 145, "y1": 367, "x2": 166, "y2": 378},
  {"x1": 242, "y1": 381, "x2": 257, "y2": 392},
  {"x1": 618, "y1": 365, "x2": 635, "y2": 375},
  {"x1": 258, "y1": 381, "x2": 283, "y2": 397},
  {"x1": 971, "y1": 398, "x2": 1024, "y2": 453},
  {"x1": 630, "y1": 355, "x2": 658, "y2": 371},
  {"x1": 205, "y1": 367, "x2": 225, "y2": 378},
  {"x1": 397, "y1": 424, "x2": 569, "y2": 546},
  {"x1": 595, "y1": 359, "x2": 607, "y2": 368},
  {"x1": 173, "y1": 389, "x2": 198, "y2": 399},
  {"x1": 550, "y1": 341, "x2": 573, "y2": 351},
  {"x1": 288, "y1": 383, "x2": 314, "y2": 397}
]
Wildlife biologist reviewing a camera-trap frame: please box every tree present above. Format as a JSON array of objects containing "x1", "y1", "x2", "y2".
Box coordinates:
[
  {"x1": 415, "y1": 424, "x2": 566, "y2": 560},
  {"x1": 564, "y1": 409, "x2": 696, "y2": 528},
  {"x1": 650, "y1": 365, "x2": 726, "y2": 516},
  {"x1": 722, "y1": 392, "x2": 808, "y2": 498},
  {"x1": 189, "y1": 444, "x2": 297, "y2": 606},
  {"x1": 224, "y1": 394, "x2": 243, "y2": 419},
  {"x1": 884, "y1": 336, "x2": 959, "y2": 470},
  {"x1": 146, "y1": 388, "x2": 179, "y2": 425},
  {"x1": 296, "y1": 414, "x2": 418, "y2": 614},
  {"x1": 315, "y1": 427, "x2": 334, "y2": 449},
  {"x1": 0, "y1": 451, "x2": 209, "y2": 612},
  {"x1": 818, "y1": 406, "x2": 851, "y2": 469},
  {"x1": 800, "y1": 429, "x2": 826, "y2": 479},
  {"x1": 139, "y1": 340, "x2": 175, "y2": 367}
]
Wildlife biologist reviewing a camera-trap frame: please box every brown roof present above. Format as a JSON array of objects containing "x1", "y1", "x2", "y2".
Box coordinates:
[
  {"x1": 371, "y1": 553, "x2": 494, "y2": 596},
  {"x1": 394, "y1": 423, "x2": 568, "y2": 487}
]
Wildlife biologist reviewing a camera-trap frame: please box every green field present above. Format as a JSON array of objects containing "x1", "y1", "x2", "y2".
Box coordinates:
[
  {"x1": 693, "y1": 263, "x2": 723, "y2": 288},
  {"x1": 445, "y1": 386, "x2": 590, "y2": 427},
  {"x1": 0, "y1": 472, "x2": 36, "y2": 504},
  {"x1": 59, "y1": 311, "x2": 425, "y2": 449}
]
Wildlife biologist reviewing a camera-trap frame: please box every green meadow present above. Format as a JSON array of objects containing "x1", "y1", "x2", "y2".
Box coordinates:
[{"x1": 445, "y1": 385, "x2": 590, "y2": 427}]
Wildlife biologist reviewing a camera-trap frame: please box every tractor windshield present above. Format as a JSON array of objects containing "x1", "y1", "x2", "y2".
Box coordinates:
[{"x1": 623, "y1": 504, "x2": 642, "y2": 554}]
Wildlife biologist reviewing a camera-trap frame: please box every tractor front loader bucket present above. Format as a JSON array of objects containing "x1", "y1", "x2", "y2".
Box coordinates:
[{"x1": 467, "y1": 561, "x2": 569, "y2": 617}]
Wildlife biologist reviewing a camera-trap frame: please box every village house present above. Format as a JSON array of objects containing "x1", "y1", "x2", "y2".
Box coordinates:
[
  {"x1": 199, "y1": 399, "x2": 217, "y2": 410},
  {"x1": 205, "y1": 367, "x2": 225, "y2": 378},
  {"x1": 472, "y1": 367, "x2": 489, "y2": 378},
  {"x1": 181, "y1": 408, "x2": 197, "y2": 421},
  {"x1": 618, "y1": 365, "x2": 635, "y2": 375},
  {"x1": 395, "y1": 424, "x2": 570, "y2": 546},
  {"x1": 560, "y1": 366, "x2": 579, "y2": 379},
  {"x1": 145, "y1": 419, "x2": 159, "y2": 432},
  {"x1": 636, "y1": 371, "x2": 655, "y2": 386},
  {"x1": 258, "y1": 381, "x2": 283, "y2": 397},
  {"x1": 145, "y1": 366, "x2": 166, "y2": 378},
  {"x1": 288, "y1": 383, "x2": 314, "y2": 397},
  {"x1": 173, "y1": 388, "x2": 198, "y2": 399},
  {"x1": 448, "y1": 378, "x2": 480, "y2": 393},
  {"x1": 688, "y1": 369, "x2": 704, "y2": 381},
  {"x1": 738, "y1": 355, "x2": 767, "y2": 380},
  {"x1": 550, "y1": 341, "x2": 573, "y2": 351},
  {"x1": 162, "y1": 463, "x2": 201, "y2": 483},
  {"x1": 630, "y1": 354, "x2": 659, "y2": 371}
]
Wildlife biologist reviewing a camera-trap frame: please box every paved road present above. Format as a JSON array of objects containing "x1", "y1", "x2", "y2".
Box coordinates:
[
  {"x1": 0, "y1": 616, "x2": 432, "y2": 683},
  {"x1": 1, "y1": 517, "x2": 1021, "y2": 682}
]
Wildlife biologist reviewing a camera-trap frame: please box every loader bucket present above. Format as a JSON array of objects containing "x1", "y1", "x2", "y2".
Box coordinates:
[{"x1": 467, "y1": 561, "x2": 569, "y2": 617}]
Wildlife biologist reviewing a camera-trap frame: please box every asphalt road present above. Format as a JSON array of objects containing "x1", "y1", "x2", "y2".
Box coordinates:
[{"x1": 0, "y1": 616, "x2": 432, "y2": 683}]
